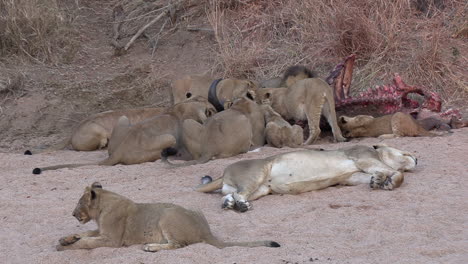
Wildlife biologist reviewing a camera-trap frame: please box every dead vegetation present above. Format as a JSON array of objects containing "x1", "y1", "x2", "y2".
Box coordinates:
[
  {"x1": 205, "y1": 0, "x2": 468, "y2": 104},
  {"x1": 0, "y1": 0, "x2": 78, "y2": 64}
]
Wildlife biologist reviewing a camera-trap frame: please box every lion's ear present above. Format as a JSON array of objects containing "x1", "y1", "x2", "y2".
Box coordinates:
[
  {"x1": 91, "y1": 182, "x2": 102, "y2": 189},
  {"x1": 340, "y1": 116, "x2": 346, "y2": 124},
  {"x1": 265, "y1": 92, "x2": 271, "y2": 99},
  {"x1": 248, "y1": 80, "x2": 258, "y2": 88}
]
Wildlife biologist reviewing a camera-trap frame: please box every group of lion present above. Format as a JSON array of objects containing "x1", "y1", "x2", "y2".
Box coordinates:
[{"x1": 28, "y1": 66, "x2": 436, "y2": 252}]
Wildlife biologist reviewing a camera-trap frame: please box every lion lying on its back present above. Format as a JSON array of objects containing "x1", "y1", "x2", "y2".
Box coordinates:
[
  {"x1": 339, "y1": 112, "x2": 438, "y2": 138},
  {"x1": 57, "y1": 182, "x2": 280, "y2": 251},
  {"x1": 196, "y1": 145, "x2": 417, "y2": 212}
]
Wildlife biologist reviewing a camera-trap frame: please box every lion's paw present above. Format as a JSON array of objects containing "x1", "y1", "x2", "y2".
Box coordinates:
[
  {"x1": 59, "y1": 234, "x2": 80, "y2": 246},
  {"x1": 222, "y1": 194, "x2": 235, "y2": 210},
  {"x1": 370, "y1": 173, "x2": 394, "y2": 190},
  {"x1": 143, "y1": 244, "x2": 158, "y2": 252},
  {"x1": 234, "y1": 200, "x2": 252, "y2": 213}
]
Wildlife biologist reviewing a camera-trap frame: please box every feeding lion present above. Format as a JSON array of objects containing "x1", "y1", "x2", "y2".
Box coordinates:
[
  {"x1": 24, "y1": 107, "x2": 167, "y2": 154},
  {"x1": 56, "y1": 182, "x2": 280, "y2": 251},
  {"x1": 32, "y1": 96, "x2": 216, "y2": 174},
  {"x1": 338, "y1": 112, "x2": 439, "y2": 138},
  {"x1": 163, "y1": 92, "x2": 265, "y2": 167},
  {"x1": 196, "y1": 145, "x2": 417, "y2": 212}
]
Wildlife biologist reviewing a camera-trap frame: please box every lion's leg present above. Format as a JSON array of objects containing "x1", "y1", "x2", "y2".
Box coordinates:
[
  {"x1": 56, "y1": 236, "x2": 118, "y2": 251},
  {"x1": 355, "y1": 159, "x2": 404, "y2": 190},
  {"x1": 340, "y1": 172, "x2": 373, "y2": 186},
  {"x1": 377, "y1": 134, "x2": 397, "y2": 139},
  {"x1": 143, "y1": 242, "x2": 182, "y2": 252},
  {"x1": 58, "y1": 229, "x2": 99, "y2": 246},
  {"x1": 322, "y1": 101, "x2": 346, "y2": 142},
  {"x1": 182, "y1": 119, "x2": 204, "y2": 159},
  {"x1": 303, "y1": 99, "x2": 324, "y2": 145}
]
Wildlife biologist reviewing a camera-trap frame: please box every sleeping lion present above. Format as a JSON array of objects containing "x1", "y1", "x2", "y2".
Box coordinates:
[{"x1": 196, "y1": 145, "x2": 417, "y2": 212}]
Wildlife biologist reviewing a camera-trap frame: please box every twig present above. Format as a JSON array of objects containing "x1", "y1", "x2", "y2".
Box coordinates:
[
  {"x1": 124, "y1": 11, "x2": 167, "y2": 51},
  {"x1": 151, "y1": 18, "x2": 169, "y2": 58},
  {"x1": 187, "y1": 25, "x2": 214, "y2": 32}
]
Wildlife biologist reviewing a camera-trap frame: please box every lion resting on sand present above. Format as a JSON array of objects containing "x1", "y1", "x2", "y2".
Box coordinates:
[
  {"x1": 24, "y1": 107, "x2": 166, "y2": 154},
  {"x1": 32, "y1": 97, "x2": 216, "y2": 174},
  {"x1": 163, "y1": 94, "x2": 265, "y2": 167},
  {"x1": 339, "y1": 112, "x2": 438, "y2": 138},
  {"x1": 256, "y1": 78, "x2": 346, "y2": 144},
  {"x1": 172, "y1": 74, "x2": 258, "y2": 108},
  {"x1": 196, "y1": 145, "x2": 417, "y2": 212},
  {"x1": 56, "y1": 182, "x2": 280, "y2": 251},
  {"x1": 261, "y1": 104, "x2": 303, "y2": 148}
]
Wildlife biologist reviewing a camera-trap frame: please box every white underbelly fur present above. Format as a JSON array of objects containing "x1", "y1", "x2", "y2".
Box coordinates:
[{"x1": 269, "y1": 151, "x2": 359, "y2": 194}]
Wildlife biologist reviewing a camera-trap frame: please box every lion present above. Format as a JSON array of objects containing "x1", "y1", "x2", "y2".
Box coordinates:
[
  {"x1": 338, "y1": 112, "x2": 439, "y2": 138},
  {"x1": 261, "y1": 104, "x2": 303, "y2": 148},
  {"x1": 259, "y1": 65, "x2": 316, "y2": 88},
  {"x1": 24, "y1": 107, "x2": 166, "y2": 155},
  {"x1": 171, "y1": 74, "x2": 258, "y2": 110},
  {"x1": 163, "y1": 93, "x2": 265, "y2": 167},
  {"x1": 56, "y1": 182, "x2": 280, "y2": 251},
  {"x1": 256, "y1": 78, "x2": 347, "y2": 144},
  {"x1": 196, "y1": 145, "x2": 417, "y2": 212},
  {"x1": 32, "y1": 96, "x2": 216, "y2": 174}
]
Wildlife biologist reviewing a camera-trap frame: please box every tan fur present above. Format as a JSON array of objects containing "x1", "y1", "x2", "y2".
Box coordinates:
[
  {"x1": 339, "y1": 112, "x2": 438, "y2": 138},
  {"x1": 33, "y1": 97, "x2": 217, "y2": 173},
  {"x1": 256, "y1": 78, "x2": 346, "y2": 144},
  {"x1": 261, "y1": 104, "x2": 303, "y2": 148},
  {"x1": 172, "y1": 74, "x2": 259, "y2": 104},
  {"x1": 56, "y1": 183, "x2": 280, "y2": 251},
  {"x1": 164, "y1": 95, "x2": 265, "y2": 167},
  {"x1": 28, "y1": 107, "x2": 166, "y2": 154},
  {"x1": 196, "y1": 145, "x2": 417, "y2": 212}
]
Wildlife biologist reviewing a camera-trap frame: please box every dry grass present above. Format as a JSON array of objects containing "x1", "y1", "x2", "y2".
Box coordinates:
[
  {"x1": 206, "y1": 0, "x2": 468, "y2": 104},
  {"x1": 0, "y1": 0, "x2": 77, "y2": 64}
]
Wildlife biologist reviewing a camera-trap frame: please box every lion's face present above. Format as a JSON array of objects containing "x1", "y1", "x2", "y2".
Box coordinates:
[
  {"x1": 339, "y1": 115, "x2": 375, "y2": 137},
  {"x1": 374, "y1": 145, "x2": 417, "y2": 172},
  {"x1": 72, "y1": 182, "x2": 102, "y2": 224},
  {"x1": 175, "y1": 96, "x2": 217, "y2": 123}
]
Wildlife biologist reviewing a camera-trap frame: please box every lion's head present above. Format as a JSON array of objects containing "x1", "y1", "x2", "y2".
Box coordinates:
[
  {"x1": 339, "y1": 115, "x2": 375, "y2": 137},
  {"x1": 72, "y1": 182, "x2": 102, "y2": 224},
  {"x1": 374, "y1": 144, "x2": 417, "y2": 172},
  {"x1": 172, "y1": 96, "x2": 217, "y2": 123}
]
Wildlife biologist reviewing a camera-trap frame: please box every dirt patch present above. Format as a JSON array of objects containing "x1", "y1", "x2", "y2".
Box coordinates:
[{"x1": 1, "y1": 129, "x2": 467, "y2": 263}]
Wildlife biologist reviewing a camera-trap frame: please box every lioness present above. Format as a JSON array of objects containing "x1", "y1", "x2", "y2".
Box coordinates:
[
  {"x1": 57, "y1": 182, "x2": 280, "y2": 251},
  {"x1": 339, "y1": 112, "x2": 438, "y2": 138},
  {"x1": 261, "y1": 104, "x2": 303, "y2": 148},
  {"x1": 24, "y1": 107, "x2": 166, "y2": 154},
  {"x1": 32, "y1": 96, "x2": 216, "y2": 174},
  {"x1": 163, "y1": 94, "x2": 265, "y2": 167},
  {"x1": 256, "y1": 78, "x2": 346, "y2": 144},
  {"x1": 259, "y1": 65, "x2": 316, "y2": 88},
  {"x1": 172, "y1": 74, "x2": 258, "y2": 107},
  {"x1": 196, "y1": 145, "x2": 417, "y2": 212}
]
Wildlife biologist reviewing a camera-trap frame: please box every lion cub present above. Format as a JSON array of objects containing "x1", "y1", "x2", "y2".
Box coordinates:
[
  {"x1": 339, "y1": 112, "x2": 437, "y2": 138},
  {"x1": 57, "y1": 182, "x2": 280, "y2": 251},
  {"x1": 261, "y1": 104, "x2": 303, "y2": 148}
]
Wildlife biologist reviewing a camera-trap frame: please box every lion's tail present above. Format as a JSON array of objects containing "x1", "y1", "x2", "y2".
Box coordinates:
[
  {"x1": 205, "y1": 236, "x2": 280, "y2": 249},
  {"x1": 194, "y1": 177, "x2": 223, "y2": 193},
  {"x1": 24, "y1": 135, "x2": 72, "y2": 155},
  {"x1": 161, "y1": 149, "x2": 212, "y2": 168},
  {"x1": 32, "y1": 155, "x2": 119, "y2": 175}
]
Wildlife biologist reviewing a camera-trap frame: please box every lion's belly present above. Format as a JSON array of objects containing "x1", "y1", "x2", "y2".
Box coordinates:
[{"x1": 269, "y1": 151, "x2": 359, "y2": 194}]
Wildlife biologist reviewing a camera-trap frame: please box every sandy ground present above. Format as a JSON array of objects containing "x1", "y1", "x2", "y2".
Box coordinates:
[{"x1": 1, "y1": 129, "x2": 467, "y2": 264}]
